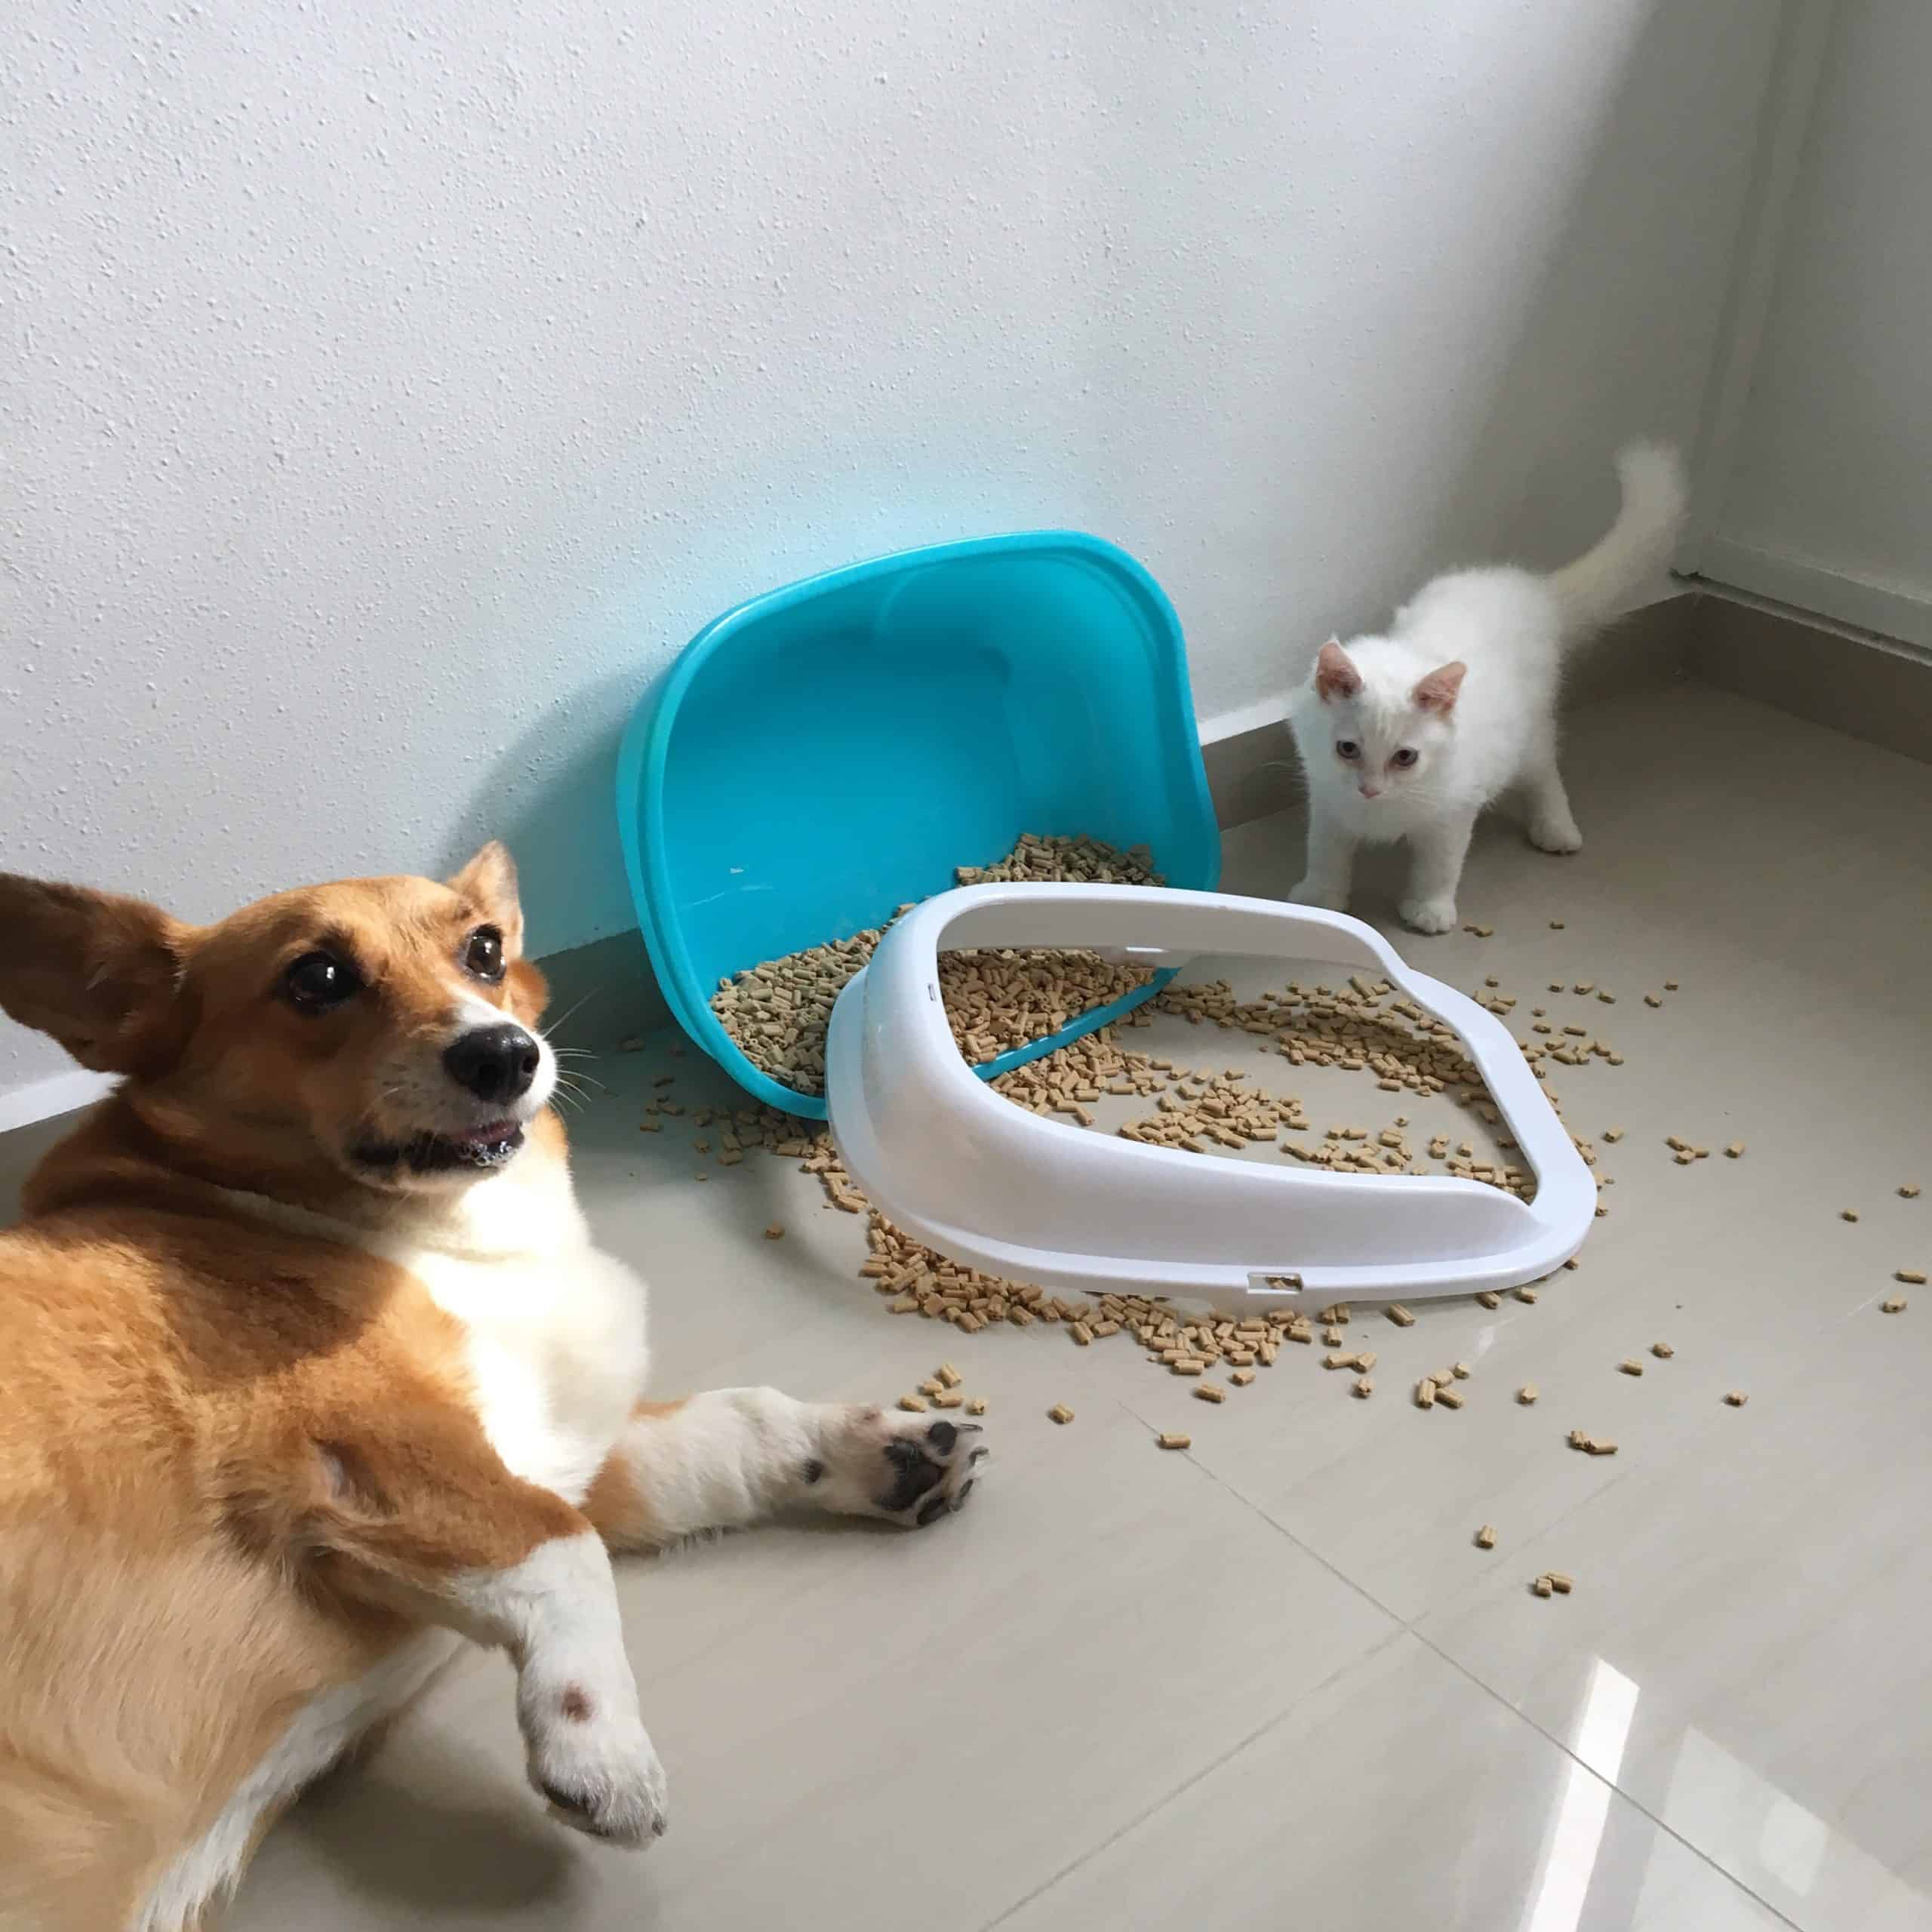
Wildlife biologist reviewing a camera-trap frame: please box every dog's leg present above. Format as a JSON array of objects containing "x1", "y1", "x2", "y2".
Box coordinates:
[
  {"x1": 583, "y1": 1392, "x2": 988, "y2": 1551},
  {"x1": 293, "y1": 1422, "x2": 667, "y2": 1847}
]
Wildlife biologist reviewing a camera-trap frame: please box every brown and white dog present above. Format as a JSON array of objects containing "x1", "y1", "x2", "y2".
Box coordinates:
[{"x1": 0, "y1": 845, "x2": 984, "y2": 1930}]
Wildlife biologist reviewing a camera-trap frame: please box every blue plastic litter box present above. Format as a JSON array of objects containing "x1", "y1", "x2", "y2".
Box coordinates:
[{"x1": 616, "y1": 531, "x2": 1222, "y2": 1119}]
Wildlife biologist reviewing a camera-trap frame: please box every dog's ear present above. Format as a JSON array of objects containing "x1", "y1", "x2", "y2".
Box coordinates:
[
  {"x1": 0, "y1": 875, "x2": 192, "y2": 1075},
  {"x1": 448, "y1": 841, "x2": 524, "y2": 949}
]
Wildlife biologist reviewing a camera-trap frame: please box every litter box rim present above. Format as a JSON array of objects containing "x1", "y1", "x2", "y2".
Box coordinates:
[{"x1": 825, "y1": 883, "x2": 1598, "y2": 1309}]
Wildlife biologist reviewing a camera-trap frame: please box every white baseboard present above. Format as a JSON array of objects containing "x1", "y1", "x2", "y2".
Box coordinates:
[
  {"x1": 1697, "y1": 540, "x2": 1932, "y2": 660},
  {"x1": 0, "y1": 1066, "x2": 115, "y2": 1137}
]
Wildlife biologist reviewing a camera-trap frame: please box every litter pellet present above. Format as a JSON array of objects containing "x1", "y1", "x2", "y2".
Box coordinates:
[
  {"x1": 931, "y1": 1391, "x2": 964, "y2": 1409},
  {"x1": 1664, "y1": 979, "x2": 1679, "y2": 990},
  {"x1": 1518, "y1": 1384, "x2": 1538, "y2": 1404},
  {"x1": 937, "y1": 1363, "x2": 962, "y2": 1388},
  {"x1": 637, "y1": 1121, "x2": 662, "y2": 1134},
  {"x1": 1171, "y1": 1359, "x2": 1205, "y2": 1377},
  {"x1": 1618, "y1": 1358, "x2": 1644, "y2": 1377},
  {"x1": 1549, "y1": 920, "x2": 1564, "y2": 930},
  {"x1": 1547, "y1": 1573, "x2": 1574, "y2": 1595},
  {"x1": 1415, "y1": 1377, "x2": 1438, "y2": 1409},
  {"x1": 1841, "y1": 1209, "x2": 1860, "y2": 1223},
  {"x1": 1725, "y1": 1143, "x2": 1745, "y2": 1158},
  {"x1": 652, "y1": 1073, "x2": 675, "y2": 1088},
  {"x1": 1157, "y1": 1432, "x2": 1191, "y2": 1451},
  {"x1": 1881, "y1": 1297, "x2": 1906, "y2": 1314},
  {"x1": 1476, "y1": 1291, "x2": 1502, "y2": 1309},
  {"x1": 1651, "y1": 1341, "x2": 1675, "y2": 1358},
  {"x1": 1451, "y1": 1361, "x2": 1470, "y2": 1380},
  {"x1": 1532, "y1": 1575, "x2": 1554, "y2": 1598},
  {"x1": 1515, "y1": 1287, "x2": 1539, "y2": 1304},
  {"x1": 1897, "y1": 1270, "x2": 1928, "y2": 1285},
  {"x1": 1386, "y1": 1304, "x2": 1416, "y2": 1327},
  {"x1": 965, "y1": 1396, "x2": 988, "y2": 1416},
  {"x1": 1323, "y1": 1326, "x2": 1343, "y2": 1348},
  {"x1": 1230, "y1": 1367, "x2": 1256, "y2": 1386},
  {"x1": 1574, "y1": 982, "x2": 1593, "y2": 995},
  {"x1": 898, "y1": 1395, "x2": 928, "y2": 1413},
  {"x1": 1602, "y1": 1127, "x2": 1624, "y2": 1143},
  {"x1": 1048, "y1": 1404, "x2": 1075, "y2": 1425},
  {"x1": 1194, "y1": 1383, "x2": 1226, "y2": 1404},
  {"x1": 1644, "y1": 992, "x2": 1663, "y2": 1008},
  {"x1": 1475, "y1": 1524, "x2": 1497, "y2": 1549},
  {"x1": 1434, "y1": 1385, "x2": 1465, "y2": 1411},
  {"x1": 1318, "y1": 1303, "x2": 1351, "y2": 1325},
  {"x1": 1597, "y1": 991, "x2": 1615, "y2": 1004},
  {"x1": 1724, "y1": 1390, "x2": 1748, "y2": 1407},
  {"x1": 918, "y1": 1378, "x2": 945, "y2": 1397},
  {"x1": 763, "y1": 1223, "x2": 785, "y2": 1240},
  {"x1": 1900, "y1": 1184, "x2": 1921, "y2": 1198},
  {"x1": 1069, "y1": 1321, "x2": 1094, "y2": 1346}
]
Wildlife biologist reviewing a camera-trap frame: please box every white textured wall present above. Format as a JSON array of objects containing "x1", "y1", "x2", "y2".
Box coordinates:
[
  {"x1": 1706, "y1": 0, "x2": 1932, "y2": 639},
  {"x1": 2, "y1": 0, "x2": 1777, "y2": 1103}
]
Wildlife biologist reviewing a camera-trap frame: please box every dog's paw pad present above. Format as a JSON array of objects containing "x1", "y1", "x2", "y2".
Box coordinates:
[{"x1": 820, "y1": 1407, "x2": 988, "y2": 1525}]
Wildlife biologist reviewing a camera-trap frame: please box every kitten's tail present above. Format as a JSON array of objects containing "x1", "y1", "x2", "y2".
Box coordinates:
[{"x1": 1547, "y1": 441, "x2": 1687, "y2": 635}]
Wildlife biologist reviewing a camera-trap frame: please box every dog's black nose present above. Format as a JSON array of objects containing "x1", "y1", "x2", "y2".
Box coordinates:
[{"x1": 442, "y1": 1025, "x2": 540, "y2": 1104}]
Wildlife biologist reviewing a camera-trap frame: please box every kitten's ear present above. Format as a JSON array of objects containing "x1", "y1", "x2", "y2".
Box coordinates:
[
  {"x1": 1314, "y1": 640, "x2": 1362, "y2": 701},
  {"x1": 1414, "y1": 661, "x2": 1466, "y2": 715}
]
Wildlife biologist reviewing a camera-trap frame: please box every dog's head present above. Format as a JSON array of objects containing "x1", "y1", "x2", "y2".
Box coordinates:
[{"x1": 0, "y1": 844, "x2": 559, "y2": 1195}]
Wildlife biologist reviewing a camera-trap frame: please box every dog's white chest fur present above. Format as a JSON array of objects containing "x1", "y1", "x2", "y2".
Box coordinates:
[
  {"x1": 376, "y1": 1155, "x2": 650, "y2": 1506},
  {"x1": 140, "y1": 1152, "x2": 651, "y2": 1931}
]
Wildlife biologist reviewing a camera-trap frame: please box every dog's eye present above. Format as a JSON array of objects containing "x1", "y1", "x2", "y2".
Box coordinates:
[
  {"x1": 1335, "y1": 739, "x2": 1361, "y2": 761},
  {"x1": 282, "y1": 951, "x2": 361, "y2": 1013},
  {"x1": 1392, "y1": 747, "x2": 1420, "y2": 768},
  {"x1": 463, "y1": 926, "x2": 506, "y2": 982}
]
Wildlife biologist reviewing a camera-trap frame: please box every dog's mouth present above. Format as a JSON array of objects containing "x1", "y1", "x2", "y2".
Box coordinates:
[{"x1": 349, "y1": 1118, "x2": 527, "y2": 1176}]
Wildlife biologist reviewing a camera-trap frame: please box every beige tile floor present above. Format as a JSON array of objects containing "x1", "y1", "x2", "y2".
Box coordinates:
[{"x1": 5, "y1": 682, "x2": 1930, "y2": 1930}]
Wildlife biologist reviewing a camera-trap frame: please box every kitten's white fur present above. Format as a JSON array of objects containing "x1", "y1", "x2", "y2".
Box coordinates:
[{"x1": 1287, "y1": 442, "x2": 1687, "y2": 934}]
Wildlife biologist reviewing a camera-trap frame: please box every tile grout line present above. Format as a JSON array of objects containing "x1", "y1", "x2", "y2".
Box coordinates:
[
  {"x1": 973, "y1": 1622, "x2": 1415, "y2": 1932},
  {"x1": 1109, "y1": 1373, "x2": 1815, "y2": 1930},
  {"x1": 1407, "y1": 1627, "x2": 1806, "y2": 1932}
]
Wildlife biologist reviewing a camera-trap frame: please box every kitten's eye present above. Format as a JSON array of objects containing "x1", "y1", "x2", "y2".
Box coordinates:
[
  {"x1": 282, "y1": 951, "x2": 361, "y2": 1014},
  {"x1": 463, "y1": 926, "x2": 506, "y2": 982},
  {"x1": 1392, "y1": 747, "x2": 1420, "y2": 768},
  {"x1": 1335, "y1": 740, "x2": 1361, "y2": 761}
]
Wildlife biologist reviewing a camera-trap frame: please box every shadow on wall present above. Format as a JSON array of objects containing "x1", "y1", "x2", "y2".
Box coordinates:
[
  {"x1": 1424, "y1": 5, "x2": 1773, "y2": 634},
  {"x1": 443, "y1": 663, "x2": 643, "y2": 964},
  {"x1": 1267, "y1": 3, "x2": 1774, "y2": 691}
]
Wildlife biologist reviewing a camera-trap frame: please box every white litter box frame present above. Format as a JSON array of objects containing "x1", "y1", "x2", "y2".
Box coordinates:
[{"x1": 825, "y1": 884, "x2": 1595, "y2": 1312}]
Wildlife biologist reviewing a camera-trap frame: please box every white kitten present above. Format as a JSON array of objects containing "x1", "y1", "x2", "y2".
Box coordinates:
[{"x1": 1287, "y1": 442, "x2": 1686, "y2": 935}]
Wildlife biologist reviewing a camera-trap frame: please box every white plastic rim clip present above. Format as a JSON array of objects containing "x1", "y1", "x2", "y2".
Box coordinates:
[{"x1": 824, "y1": 884, "x2": 1595, "y2": 1312}]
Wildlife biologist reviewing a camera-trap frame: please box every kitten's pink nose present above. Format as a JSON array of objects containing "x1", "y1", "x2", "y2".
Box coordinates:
[{"x1": 1359, "y1": 783, "x2": 1384, "y2": 799}]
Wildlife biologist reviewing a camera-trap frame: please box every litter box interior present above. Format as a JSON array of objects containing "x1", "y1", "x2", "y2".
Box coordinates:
[{"x1": 618, "y1": 533, "x2": 1222, "y2": 1115}]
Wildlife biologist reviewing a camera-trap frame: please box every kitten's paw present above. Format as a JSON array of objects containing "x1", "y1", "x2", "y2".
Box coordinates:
[
  {"x1": 1528, "y1": 817, "x2": 1583, "y2": 855},
  {"x1": 1288, "y1": 878, "x2": 1347, "y2": 912},
  {"x1": 1398, "y1": 896, "x2": 1458, "y2": 935}
]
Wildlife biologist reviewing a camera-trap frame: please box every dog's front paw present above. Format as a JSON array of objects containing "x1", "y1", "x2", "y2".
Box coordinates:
[
  {"x1": 1398, "y1": 895, "x2": 1458, "y2": 935},
  {"x1": 526, "y1": 1700, "x2": 667, "y2": 1849},
  {"x1": 811, "y1": 1406, "x2": 988, "y2": 1527},
  {"x1": 1287, "y1": 877, "x2": 1346, "y2": 912}
]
